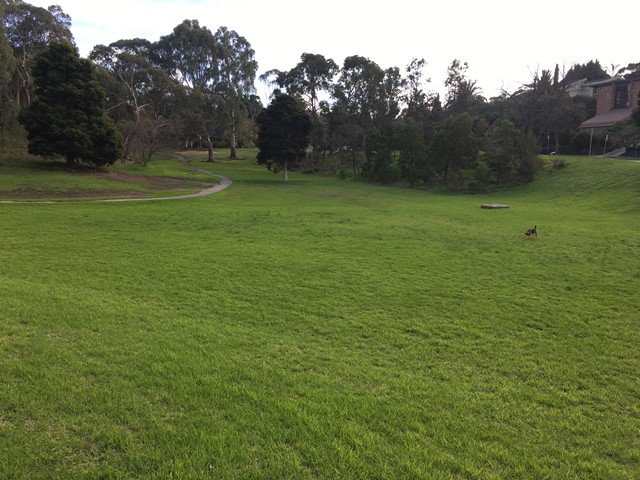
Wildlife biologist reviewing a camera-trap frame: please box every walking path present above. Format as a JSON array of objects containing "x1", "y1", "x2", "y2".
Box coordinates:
[{"x1": 1, "y1": 153, "x2": 232, "y2": 204}]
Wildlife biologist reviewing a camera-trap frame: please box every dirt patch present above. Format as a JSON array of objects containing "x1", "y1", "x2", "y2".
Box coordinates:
[{"x1": 99, "y1": 171, "x2": 216, "y2": 190}]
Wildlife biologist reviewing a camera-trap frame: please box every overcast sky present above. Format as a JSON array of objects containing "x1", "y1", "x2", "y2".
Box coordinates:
[{"x1": 27, "y1": 0, "x2": 638, "y2": 103}]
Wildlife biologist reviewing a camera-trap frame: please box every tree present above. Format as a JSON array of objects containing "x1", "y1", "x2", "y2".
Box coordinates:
[
  {"x1": 562, "y1": 60, "x2": 609, "y2": 85},
  {"x1": 397, "y1": 118, "x2": 429, "y2": 186},
  {"x1": 430, "y1": 113, "x2": 478, "y2": 188},
  {"x1": 632, "y1": 96, "x2": 640, "y2": 127},
  {"x1": 90, "y1": 39, "x2": 177, "y2": 164},
  {"x1": 256, "y1": 93, "x2": 312, "y2": 182},
  {"x1": 483, "y1": 119, "x2": 539, "y2": 183},
  {"x1": 273, "y1": 53, "x2": 338, "y2": 171},
  {"x1": 332, "y1": 55, "x2": 398, "y2": 177},
  {"x1": 501, "y1": 67, "x2": 593, "y2": 154},
  {"x1": 282, "y1": 53, "x2": 338, "y2": 116},
  {"x1": 213, "y1": 26, "x2": 258, "y2": 159},
  {"x1": 444, "y1": 59, "x2": 484, "y2": 117},
  {"x1": 19, "y1": 41, "x2": 123, "y2": 166},
  {"x1": 2, "y1": 1, "x2": 73, "y2": 107},
  {"x1": 0, "y1": 5, "x2": 17, "y2": 134},
  {"x1": 155, "y1": 19, "x2": 219, "y2": 161}
]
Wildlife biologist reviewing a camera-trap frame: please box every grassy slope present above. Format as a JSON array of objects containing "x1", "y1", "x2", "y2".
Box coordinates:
[
  {"x1": 1, "y1": 152, "x2": 639, "y2": 478},
  {"x1": 0, "y1": 150, "x2": 218, "y2": 200}
]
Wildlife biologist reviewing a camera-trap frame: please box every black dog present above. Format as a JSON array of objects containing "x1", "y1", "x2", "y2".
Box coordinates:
[{"x1": 525, "y1": 225, "x2": 537, "y2": 238}]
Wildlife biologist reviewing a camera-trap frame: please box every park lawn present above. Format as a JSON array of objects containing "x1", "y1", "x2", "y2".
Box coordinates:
[{"x1": 0, "y1": 152, "x2": 639, "y2": 478}]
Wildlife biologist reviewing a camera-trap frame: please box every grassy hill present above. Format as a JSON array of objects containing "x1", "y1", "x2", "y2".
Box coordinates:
[{"x1": 1, "y1": 150, "x2": 639, "y2": 478}]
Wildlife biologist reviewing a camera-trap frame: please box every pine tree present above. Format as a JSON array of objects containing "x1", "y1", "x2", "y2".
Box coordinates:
[{"x1": 19, "y1": 41, "x2": 123, "y2": 166}]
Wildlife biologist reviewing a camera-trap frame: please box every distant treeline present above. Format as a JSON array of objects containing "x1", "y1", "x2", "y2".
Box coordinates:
[{"x1": 2, "y1": 0, "x2": 639, "y2": 188}]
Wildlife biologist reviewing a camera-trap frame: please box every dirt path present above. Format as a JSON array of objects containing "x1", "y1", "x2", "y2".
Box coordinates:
[
  {"x1": 1, "y1": 153, "x2": 232, "y2": 204},
  {"x1": 95, "y1": 152, "x2": 232, "y2": 203}
]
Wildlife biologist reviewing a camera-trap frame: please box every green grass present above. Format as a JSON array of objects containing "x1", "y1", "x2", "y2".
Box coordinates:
[
  {"x1": 0, "y1": 151, "x2": 219, "y2": 201},
  {"x1": 1, "y1": 151, "x2": 639, "y2": 478}
]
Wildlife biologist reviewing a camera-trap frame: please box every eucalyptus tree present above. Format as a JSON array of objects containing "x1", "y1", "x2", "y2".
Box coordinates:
[
  {"x1": 332, "y1": 55, "x2": 385, "y2": 175},
  {"x1": 402, "y1": 58, "x2": 429, "y2": 119},
  {"x1": 2, "y1": 0, "x2": 73, "y2": 107},
  {"x1": 267, "y1": 54, "x2": 336, "y2": 170},
  {"x1": 332, "y1": 55, "x2": 404, "y2": 181},
  {"x1": 155, "y1": 19, "x2": 220, "y2": 160},
  {"x1": 282, "y1": 53, "x2": 338, "y2": 116},
  {"x1": 90, "y1": 39, "x2": 177, "y2": 164},
  {"x1": 401, "y1": 58, "x2": 442, "y2": 144},
  {"x1": 0, "y1": 5, "x2": 17, "y2": 134},
  {"x1": 212, "y1": 26, "x2": 257, "y2": 158},
  {"x1": 154, "y1": 20, "x2": 257, "y2": 161}
]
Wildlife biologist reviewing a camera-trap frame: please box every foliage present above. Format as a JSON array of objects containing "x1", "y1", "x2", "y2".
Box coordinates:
[
  {"x1": 256, "y1": 93, "x2": 312, "y2": 181},
  {"x1": 496, "y1": 67, "x2": 594, "y2": 154},
  {"x1": 18, "y1": 41, "x2": 123, "y2": 166},
  {"x1": 90, "y1": 39, "x2": 175, "y2": 165},
  {"x1": 571, "y1": 130, "x2": 603, "y2": 155},
  {"x1": 2, "y1": 0, "x2": 73, "y2": 107},
  {"x1": 483, "y1": 119, "x2": 541, "y2": 183},
  {"x1": 444, "y1": 59, "x2": 484, "y2": 116},
  {"x1": 562, "y1": 59, "x2": 609, "y2": 85},
  {"x1": 152, "y1": 20, "x2": 258, "y2": 161},
  {"x1": 397, "y1": 117, "x2": 429, "y2": 186},
  {"x1": 1, "y1": 3, "x2": 636, "y2": 190},
  {"x1": 430, "y1": 113, "x2": 478, "y2": 188},
  {"x1": 264, "y1": 53, "x2": 338, "y2": 116},
  {"x1": 633, "y1": 97, "x2": 640, "y2": 127},
  {"x1": 0, "y1": 8, "x2": 17, "y2": 133},
  {"x1": 212, "y1": 26, "x2": 258, "y2": 159},
  {"x1": 362, "y1": 127, "x2": 397, "y2": 184}
]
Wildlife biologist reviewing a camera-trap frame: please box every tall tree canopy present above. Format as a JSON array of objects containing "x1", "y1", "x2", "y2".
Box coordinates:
[
  {"x1": 213, "y1": 26, "x2": 258, "y2": 159},
  {"x1": 256, "y1": 93, "x2": 312, "y2": 182},
  {"x1": 90, "y1": 38, "x2": 177, "y2": 164},
  {"x1": 152, "y1": 20, "x2": 258, "y2": 161},
  {"x1": 19, "y1": 41, "x2": 123, "y2": 166},
  {"x1": 2, "y1": 0, "x2": 73, "y2": 107},
  {"x1": 0, "y1": 4, "x2": 17, "y2": 133}
]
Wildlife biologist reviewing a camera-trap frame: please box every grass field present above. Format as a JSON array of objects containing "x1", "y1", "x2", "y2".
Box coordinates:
[{"x1": 1, "y1": 150, "x2": 639, "y2": 478}]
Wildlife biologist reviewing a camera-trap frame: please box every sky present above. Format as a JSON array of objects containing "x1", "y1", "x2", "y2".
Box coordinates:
[{"x1": 26, "y1": 0, "x2": 638, "y2": 104}]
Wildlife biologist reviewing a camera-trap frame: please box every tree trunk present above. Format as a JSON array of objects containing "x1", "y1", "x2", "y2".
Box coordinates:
[
  {"x1": 229, "y1": 109, "x2": 238, "y2": 159},
  {"x1": 283, "y1": 159, "x2": 288, "y2": 182},
  {"x1": 351, "y1": 149, "x2": 358, "y2": 176},
  {"x1": 207, "y1": 139, "x2": 214, "y2": 162}
]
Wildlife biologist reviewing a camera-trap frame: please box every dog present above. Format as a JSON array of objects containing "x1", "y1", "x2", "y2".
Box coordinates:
[{"x1": 525, "y1": 225, "x2": 537, "y2": 238}]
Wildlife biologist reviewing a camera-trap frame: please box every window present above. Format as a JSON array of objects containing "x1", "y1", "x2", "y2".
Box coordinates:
[{"x1": 614, "y1": 83, "x2": 629, "y2": 108}]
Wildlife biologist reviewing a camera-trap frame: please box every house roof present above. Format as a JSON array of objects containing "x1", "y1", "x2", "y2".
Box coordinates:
[{"x1": 580, "y1": 108, "x2": 632, "y2": 129}]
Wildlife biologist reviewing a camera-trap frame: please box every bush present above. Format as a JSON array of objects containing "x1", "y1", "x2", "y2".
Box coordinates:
[
  {"x1": 571, "y1": 131, "x2": 604, "y2": 155},
  {"x1": 552, "y1": 158, "x2": 567, "y2": 169}
]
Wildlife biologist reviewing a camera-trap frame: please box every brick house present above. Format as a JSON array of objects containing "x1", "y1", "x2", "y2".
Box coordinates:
[{"x1": 580, "y1": 76, "x2": 640, "y2": 130}]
